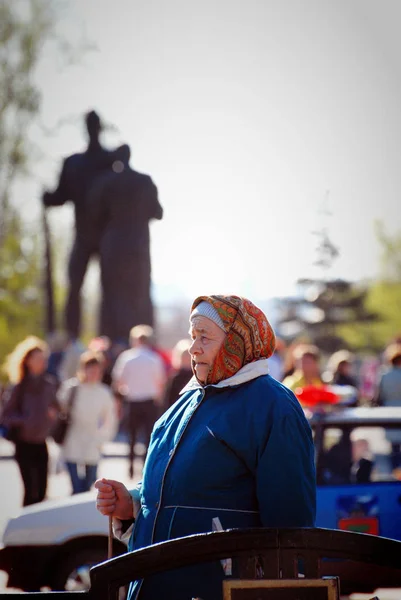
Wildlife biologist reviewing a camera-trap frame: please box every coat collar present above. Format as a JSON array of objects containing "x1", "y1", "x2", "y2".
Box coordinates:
[{"x1": 180, "y1": 358, "x2": 270, "y2": 394}]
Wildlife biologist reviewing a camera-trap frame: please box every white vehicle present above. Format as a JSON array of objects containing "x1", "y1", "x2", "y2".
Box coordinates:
[{"x1": 0, "y1": 492, "x2": 126, "y2": 591}]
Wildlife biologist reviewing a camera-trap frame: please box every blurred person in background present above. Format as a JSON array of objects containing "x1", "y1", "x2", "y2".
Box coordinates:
[
  {"x1": 163, "y1": 339, "x2": 192, "y2": 409},
  {"x1": 58, "y1": 337, "x2": 86, "y2": 382},
  {"x1": 359, "y1": 356, "x2": 380, "y2": 403},
  {"x1": 376, "y1": 343, "x2": 401, "y2": 407},
  {"x1": 327, "y1": 350, "x2": 358, "y2": 387},
  {"x1": 375, "y1": 344, "x2": 401, "y2": 469},
  {"x1": 88, "y1": 335, "x2": 113, "y2": 386},
  {"x1": 58, "y1": 351, "x2": 117, "y2": 494},
  {"x1": 112, "y1": 325, "x2": 166, "y2": 477},
  {"x1": 282, "y1": 344, "x2": 323, "y2": 392},
  {"x1": 281, "y1": 340, "x2": 305, "y2": 380},
  {"x1": 267, "y1": 337, "x2": 286, "y2": 381},
  {"x1": 0, "y1": 337, "x2": 59, "y2": 506},
  {"x1": 46, "y1": 331, "x2": 68, "y2": 383}
]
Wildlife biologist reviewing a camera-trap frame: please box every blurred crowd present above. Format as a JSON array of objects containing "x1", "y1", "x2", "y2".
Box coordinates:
[
  {"x1": 267, "y1": 337, "x2": 401, "y2": 408},
  {"x1": 0, "y1": 327, "x2": 192, "y2": 507},
  {"x1": 1, "y1": 326, "x2": 400, "y2": 508}
]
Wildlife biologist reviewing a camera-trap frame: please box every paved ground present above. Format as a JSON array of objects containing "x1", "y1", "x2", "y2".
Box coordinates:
[{"x1": 0, "y1": 439, "x2": 399, "y2": 599}]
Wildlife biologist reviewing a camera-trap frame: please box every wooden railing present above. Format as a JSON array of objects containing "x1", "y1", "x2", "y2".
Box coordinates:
[{"x1": 1, "y1": 528, "x2": 400, "y2": 598}]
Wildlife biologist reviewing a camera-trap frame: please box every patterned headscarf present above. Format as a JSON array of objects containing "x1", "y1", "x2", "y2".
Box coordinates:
[{"x1": 191, "y1": 295, "x2": 276, "y2": 385}]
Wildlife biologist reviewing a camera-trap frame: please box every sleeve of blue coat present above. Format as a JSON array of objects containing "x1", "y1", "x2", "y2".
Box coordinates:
[{"x1": 256, "y1": 400, "x2": 316, "y2": 527}]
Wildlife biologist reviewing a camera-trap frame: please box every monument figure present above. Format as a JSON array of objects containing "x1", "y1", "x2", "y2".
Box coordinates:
[
  {"x1": 42, "y1": 111, "x2": 116, "y2": 339},
  {"x1": 88, "y1": 144, "x2": 163, "y2": 342}
]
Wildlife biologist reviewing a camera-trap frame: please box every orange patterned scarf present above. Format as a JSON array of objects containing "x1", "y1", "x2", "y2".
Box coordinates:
[{"x1": 191, "y1": 295, "x2": 276, "y2": 385}]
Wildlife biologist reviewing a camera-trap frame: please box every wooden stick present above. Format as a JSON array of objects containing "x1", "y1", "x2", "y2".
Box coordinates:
[{"x1": 108, "y1": 515, "x2": 113, "y2": 559}]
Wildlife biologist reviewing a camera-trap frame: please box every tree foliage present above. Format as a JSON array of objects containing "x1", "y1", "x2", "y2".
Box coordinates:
[
  {"x1": 338, "y1": 281, "x2": 401, "y2": 352},
  {"x1": 338, "y1": 223, "x2": 401, "y2": 352},
  {"x1": 0, "y1": 0, "x2": 56, "y2": 242},
  {"x1": 0, "y1": 209, "x2": 43, "y2": 365},
  {"x1": 375, "y1": 220, "x2": 401, "y2": 282},
  {"x1": 278, "y1": 278, "x2": 377, "y2": 353},
  {"x1": 0, "y1": 0, "x2": 57, "y2": 366}
]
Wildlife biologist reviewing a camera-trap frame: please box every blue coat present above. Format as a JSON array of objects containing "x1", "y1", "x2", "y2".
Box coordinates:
[{"x1": 127, "y1": 364, "x2": 316, "y2": 599}]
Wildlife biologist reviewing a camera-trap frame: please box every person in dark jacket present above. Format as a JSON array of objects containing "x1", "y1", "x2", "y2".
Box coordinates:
[
  {"x1": 328, "y1": 350, "x2": 358, "y2": 388},
  {"x1": 95, "y1": 295, "x2": 316, "y2": 600},
  {"x1": 163, "y1": 339, "x2": 192, "y2": 409},
  {"x1": 1, "y1": 337, "x2": 59, "y2": 506}
]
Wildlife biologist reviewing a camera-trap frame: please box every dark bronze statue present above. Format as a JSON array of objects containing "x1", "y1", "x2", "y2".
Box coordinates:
[
  {"x1": 43, "y1": 111, "x2": 116, "y2": 339},
  {"x1": 88, "y1": 144, "x2": 163, "y2": 341},
  {"x1": 43, "y1": 112, "x2": 162, "y2": 343}
]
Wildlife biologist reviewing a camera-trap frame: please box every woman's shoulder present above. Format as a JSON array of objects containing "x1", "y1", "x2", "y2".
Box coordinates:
[
  {"x1": 239, "y1": 373, "x2": 290, "y2": 394},
  {"x1": 233, "y1": 374, "x2": 302, "y2": 414}
]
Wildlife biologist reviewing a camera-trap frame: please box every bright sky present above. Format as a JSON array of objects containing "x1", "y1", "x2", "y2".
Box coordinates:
[{"x1": 21, "y1": 0, "x2": 401, "y2": 305}]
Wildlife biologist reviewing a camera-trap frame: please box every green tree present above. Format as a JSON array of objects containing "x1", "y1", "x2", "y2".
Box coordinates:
[
  {"x1": 375, "y1": 220, "x2": 401, "y2": 281},
  {"x1": 0, "y1": 0, "x2": 56, "y2": 366},
  {"x1": 277, "y1": 225, "x2": 377, "y2": 353},
  {"x1": 0, "y1": 1, "x2": 94, "y2": 361},
  {"x1": 0, "y1": 209, "x2": 43, "y2": 363},
  {"x1": 339, "y1": 223, "x2": 401, "y2": 352},
  {"x1": 0, "y1": 0, "x2": 56, "y2": 241},
  {"x1": 338, "y1": 282, "x2": 401, "y2": 351}
]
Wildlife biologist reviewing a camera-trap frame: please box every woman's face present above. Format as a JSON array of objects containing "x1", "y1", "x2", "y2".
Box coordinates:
[
  {"x1": 25, "y1": 349, "x2": 47, "y2": 376},
  {"x1": 189, "y1": 316, "x2": 226, "y2": 384}
]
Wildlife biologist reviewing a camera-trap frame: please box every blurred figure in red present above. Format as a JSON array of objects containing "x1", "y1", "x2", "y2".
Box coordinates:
[{"x1": 163, "y1": 339, "x2": 192, "y2": 409}]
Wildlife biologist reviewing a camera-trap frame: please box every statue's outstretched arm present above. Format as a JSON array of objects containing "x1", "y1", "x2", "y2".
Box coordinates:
[
  {"x1": 43, "y1": 158, "x2": 72, "y2": 207},
  {"x1": 147, "y1": 179, "x2": 163, "y2": 221}
]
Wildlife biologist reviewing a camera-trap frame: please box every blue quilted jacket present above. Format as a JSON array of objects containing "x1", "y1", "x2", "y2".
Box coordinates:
[{"x1": 127, "y1": 361, "x2": 316, "y2": 600}]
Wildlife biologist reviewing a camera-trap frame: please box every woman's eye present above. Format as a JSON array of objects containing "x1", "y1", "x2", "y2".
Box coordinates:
[{"x1": 201, "y1": 336, "x2": 208, "y2": 343}]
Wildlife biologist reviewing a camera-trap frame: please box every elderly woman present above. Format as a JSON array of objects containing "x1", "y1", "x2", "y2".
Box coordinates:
[{"x1": 96, "y1": 295, "x2": 316, "y2": 600}]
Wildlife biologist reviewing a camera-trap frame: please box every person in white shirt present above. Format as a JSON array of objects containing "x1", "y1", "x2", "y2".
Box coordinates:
[
  {"x1": 58, "y1": 351, "x2": 117, "y2": 494},
  {"x1": 112, "y1": 325, "x2": 166, "y2": 477}
]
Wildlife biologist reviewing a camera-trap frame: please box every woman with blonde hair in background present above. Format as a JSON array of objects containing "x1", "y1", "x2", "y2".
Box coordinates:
[
  {"x1": 282, "y1": 344, "x2": 323, "y2": 392},
  {"x1": 0, "y1": 336, "x2": 59, "y2": 506},
  {"x1": 58, "y1": 351, "x2": 117, "y2": 494}
]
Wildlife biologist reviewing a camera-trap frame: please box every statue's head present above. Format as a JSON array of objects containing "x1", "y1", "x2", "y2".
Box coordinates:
[
  {"x1": 85, "y1": 110, "x2": 102, "y2": 141},
  {"x1": 116, "y1": 144, "x2": 131, "y2": 165},
  {"x1": 112, "y1": 144, "x2": 131, "y2": 173}
]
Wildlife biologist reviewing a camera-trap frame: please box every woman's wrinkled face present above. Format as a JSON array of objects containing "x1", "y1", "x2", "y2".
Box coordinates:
[
  {"x1": 189, "y1": 316, "x2": 226, "y2": 384},
  {"x1": 25, "y1": 349, "x2": 47, "y2": 376}
]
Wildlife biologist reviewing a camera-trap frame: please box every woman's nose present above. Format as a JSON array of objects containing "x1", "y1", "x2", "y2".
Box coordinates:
[{"x1": 189, "y1": 338, "x2": 202, "y2": 356}]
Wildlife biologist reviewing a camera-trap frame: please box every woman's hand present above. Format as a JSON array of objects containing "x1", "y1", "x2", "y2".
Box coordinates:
[{"x1": 94, "y1": 478, "x2": 134, "y2": 520}]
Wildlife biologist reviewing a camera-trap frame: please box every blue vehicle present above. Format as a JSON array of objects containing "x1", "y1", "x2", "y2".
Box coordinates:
[{"x1": 311, "y1": 406, "x2": 401, "y2": 541}]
